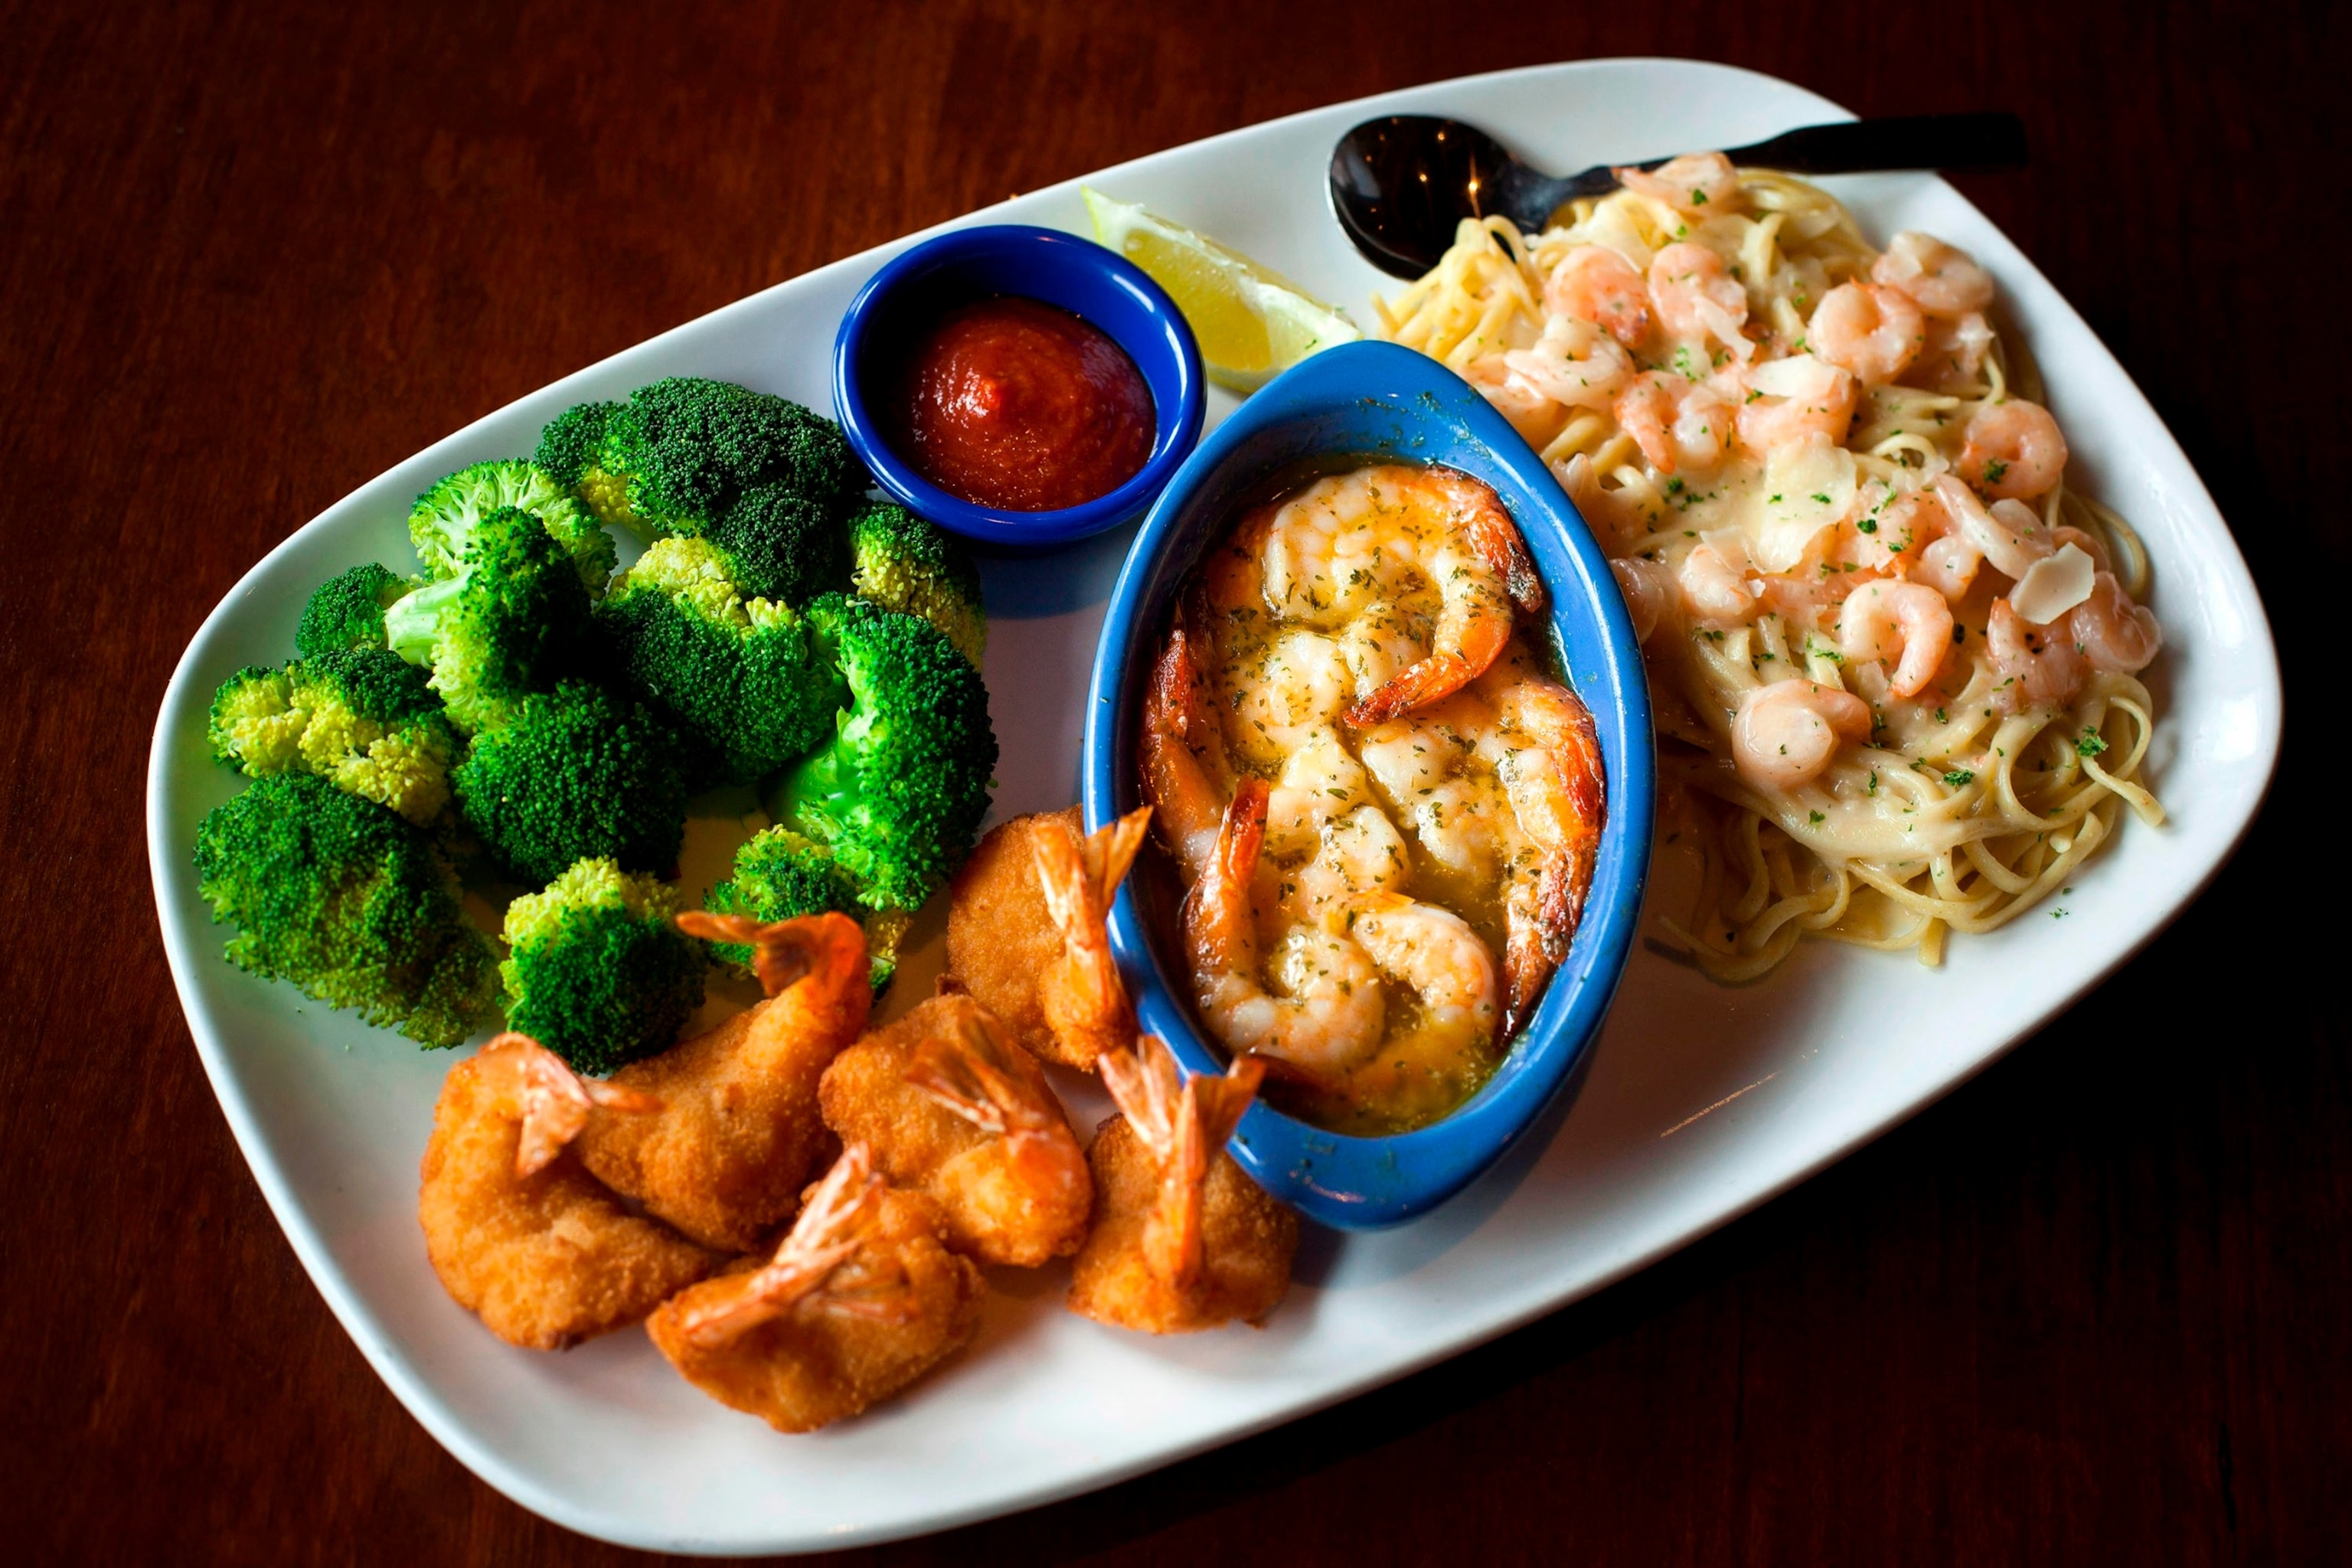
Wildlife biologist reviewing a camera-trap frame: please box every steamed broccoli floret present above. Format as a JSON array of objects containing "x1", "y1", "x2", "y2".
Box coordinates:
[
  {"x1": 846, "y1": 502, "x2": 986, "y2": 665},
  {"x1": 766, "y1": 594, "x2": 995, "y2": 913},
  {"x1": 194, "y1": 774, "x2": 500, "y2": 1047},
  {"x1": 701, "y1": 825, "x2": 906, "y2": 993},
  {"x1": 532, "y1": 400, "x2": 636, "y2": 534},
  {"x1": 384, "y1": 505, "x2": 593, "y2": 734},
  {"x1": 500, "y1": 857, "x2": 704, "y2": 1074},
  {"x1": 533, "y1": 400, "x2": 615, "y2": 487},
  {"x1": 407, "y1": 459, "x2": 616, "y2": 596},
  {"x1": 594, "y1": 537, "x2": 846, "y2": 786},
  {"x1": 452, "y1": 680, "x2": 689, "y2": 886},
  {"x1": 295, "y1": 563, "x2": 413, "y2": 658},
  {"x1": 207, "y1": 648, "x2": 460, "y2": 825},
  {"x1": 704, "y1": 482, "x2": 852, "y2": 606},
  {"x1": 541, "y1": 378, "x2": 863, "y2": 541}
]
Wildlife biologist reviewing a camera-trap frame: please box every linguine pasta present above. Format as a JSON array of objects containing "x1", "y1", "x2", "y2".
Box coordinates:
[{"x1": 1375, "y1": 158, "x2": 2164, "y2": 979}]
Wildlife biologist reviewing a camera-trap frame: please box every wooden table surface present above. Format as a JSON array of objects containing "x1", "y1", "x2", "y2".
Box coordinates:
[{"x1": 5, "y1": 2, "x2": 2338, "y2": 1562}]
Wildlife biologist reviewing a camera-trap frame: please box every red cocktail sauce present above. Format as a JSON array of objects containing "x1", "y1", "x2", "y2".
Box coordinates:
[{"x1": 892, "y1": 296, "x2": 1155, "y2": 512}]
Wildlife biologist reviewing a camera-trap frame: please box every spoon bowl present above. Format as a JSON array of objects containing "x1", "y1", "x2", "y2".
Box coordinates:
[{"x1": 1329, "y1": 110, "x2": 2029, "y2": 278}]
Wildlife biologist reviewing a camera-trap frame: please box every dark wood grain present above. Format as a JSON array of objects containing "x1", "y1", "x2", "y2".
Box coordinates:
[{"x1": 3, "y1": 1, "x2": 2339, "y2": 1562}]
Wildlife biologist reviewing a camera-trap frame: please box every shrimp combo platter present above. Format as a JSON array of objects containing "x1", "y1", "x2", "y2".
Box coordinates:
[{"x1": 150, "y1": 59, "x2": 2275, "y2": 1553}]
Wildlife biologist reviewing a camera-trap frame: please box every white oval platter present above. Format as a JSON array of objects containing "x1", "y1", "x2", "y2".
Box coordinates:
[{"x1": 145, "y1": 57, "x2": 2281, "y2": 1555}]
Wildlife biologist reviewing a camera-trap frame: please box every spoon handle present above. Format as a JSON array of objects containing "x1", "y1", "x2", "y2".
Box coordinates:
[
  {"x1": 1715, "y1": 113, "x2": 2029, "y2": 177},
  {"x1": 1534, "y1": 112, "x2": 2029, "y2": 217}
]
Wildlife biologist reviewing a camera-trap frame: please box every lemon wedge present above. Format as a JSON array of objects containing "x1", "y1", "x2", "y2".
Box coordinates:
[{"x1": 1083, "y1": 187, "x2": 1359, "y2": 392}]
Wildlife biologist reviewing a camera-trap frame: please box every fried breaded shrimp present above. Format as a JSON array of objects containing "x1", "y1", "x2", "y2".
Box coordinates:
[
  {"x1": 575, "y1": 912, "x2": 870, "y2": 1253},
  {"x1": 820, "y1": 993, "x2": 1090, "y2": 1266},
  {"x1": 1067, "y1": 1037, "x2": 1297, "y2": 1333},
  {"x1": 647, "y1": 1143, "x2": 985, "y2": 1432},
  {"x1": 1031, "y1": 806, "x2": 1150, "y2": 1069},
  {"x1": 945, "y1": 808, "x2": 1078, "y2": 1063},
  {"x1": 420, "y1": 1033, "x2": 717, "y2": 1350}
]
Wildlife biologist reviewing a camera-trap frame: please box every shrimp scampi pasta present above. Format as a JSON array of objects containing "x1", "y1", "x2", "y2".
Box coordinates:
[
  {"x1": 1376, "y1": 153, "x2": 2164, "y2": 977},
  {"x1": 1144, "y1": 461, "x2": 1606, "y2": 1133}
]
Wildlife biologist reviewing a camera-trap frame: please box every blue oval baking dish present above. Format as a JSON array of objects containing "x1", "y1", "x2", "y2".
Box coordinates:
[
  {"x1": 832, "y1": 224, "x2": 1205, "y2": 548},
  {"x1": 1080, "y1": 338, "x2": 1653, "y2": 1230}
]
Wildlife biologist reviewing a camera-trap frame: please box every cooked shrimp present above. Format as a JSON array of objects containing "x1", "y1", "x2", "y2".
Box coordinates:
[
  {"x1": 1905, "y1": 310, "x2": 1994, "y2": 392},
  {"x1": 1870, "y1": 231, "x2": 1994, "y2": 318},
  {"x1": 819, "y1": 994, "x2": 1089, "y2": 1266},
  {"x1": 1544, "y1": 243, "x2": 1655, "y2": 347},
  {"x1": 1337, "y1": 893, "x2": 1497, "y2": 1056},
  {"x1": 1485, "y1": 672, "x2": 1606, "y2": 1033},
  {"x1": 1732, "y1": 680, "x2": 1872, "y2": 791},
  {"x1": 1138, "y1": 629, "x2": 1234, "y2": 878},
  {"x1": 1068, "y1": 1037, "x2": 1297, "y2": 1334},
  {"x1": 1263, "y1": 725, "x2": 1376, "y2": 857},
  {"x1": 1678, "y1": 538, "x2": 1761, "y2": 627},
  {"x1": 646, "y1": 1143, "x2": 985, "y2": 1433},
  {"x1": 1230, "y1": 627, "x2": 1354, "y2": 760},
  {"x1": 1808, "y1": 282, "x2": 1924, "y2": 385},
  {"x1": 1184, "y1": 777, "x2": 1385, "y2": 1076},
  {"x1": 576, "y1": 912, "x2": 869, "y2": 1253},
  {"x1": 2070, "y1": 572, "x2": 2163, "y2": 673},
  {"x1": 1961, "y1": 398, "x2": 2069, "y2": 500},
  {"x1": 1615, "y1": 151, "x2": 1741, "y2": 216},
  {"x1": 1735, "y1": 353, "x2": 1857, "y2": 451},
  {"x1": 1615, "y1": 370, "x2": 1735, "y2": 475},
  {"x1": 1648, "y1": 241, "x2": 1751, "y2": 357},
  {"x1": 419, "y1": 1034, "x2": 715, "y2": 1351},
  {"x1": 1282, "y1": 802, "x2": 1413, "y2": 925},
  {"x1": 1931, "y1": 473, "x2": 2051, "y2": 580},
  {"x1": 1031, "y1": 806, "x2": 1151, "y2": 1069},
  {"x1": 1354, "y1": 701, "x2": 1512, "y2": 892},
  {"x1": 1459, "y1": 355, "x2": 1557, "y2": 443},
  {"x1": 1873, "y1": 484, "x2": 1972, "y2": 599},
  {"x1": 1987, "y1": 598, "x2": 2084, "y2": 710},
  {"x1": 946, "y1": 806, "x2": 1081, "y2": 1065},
  {"x1": 1501, "y1": 313, "x2": 1634, "y2": 410},
  {"x1": 1838, "y1": 579, "x2": 1955, "y2": 698},
  {"x1": 1259, "y1": 466, "x2": 1544, "y2": 727}
]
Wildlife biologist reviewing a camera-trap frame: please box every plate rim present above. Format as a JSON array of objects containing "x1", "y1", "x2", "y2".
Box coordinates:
[{"x1": 144, "y1": 52, "x2": 2285, "y2": 1554}]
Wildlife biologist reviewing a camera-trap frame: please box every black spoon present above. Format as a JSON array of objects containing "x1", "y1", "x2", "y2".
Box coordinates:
[{"x1": 1330, "y1": 113, "x2": 2029, "y2": 279}]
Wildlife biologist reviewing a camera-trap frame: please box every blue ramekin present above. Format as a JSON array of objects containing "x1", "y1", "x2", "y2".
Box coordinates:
[
  {"x1": 831, "y1": 225, "x2": 1206, "y2": 548},
  {"x1": 1081, "y1": 339, "x2": 1655, "y2": 1231}
]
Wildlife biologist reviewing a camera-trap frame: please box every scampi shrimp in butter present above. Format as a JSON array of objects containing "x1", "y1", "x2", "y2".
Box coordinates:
[{"x1": 1143, "y1": 461, "x2": 1606, "y2": 1135}]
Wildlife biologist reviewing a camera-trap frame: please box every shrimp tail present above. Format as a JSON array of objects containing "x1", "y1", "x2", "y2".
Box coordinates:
[
  {"x1": 675, "y1": 1142, "x2": 892, "y2": 1346},
  {"x1": 1034, "y1": 808, "x2": 1152, "y2": 1069},
  {"x1": 906, "y1": 1007, "x2": 1030, "y2": 1138},
  {"x1": 1141, "y1": 629, "x2": 1232, "y2": 874},
  {"x1": 1342, "y1": 622, "x2": 1511, "y2": 727},
  {"x1": 1102, "y1": 1038, "x2": 1266, "y2": 1296},
  {"x1": 1181, "y1": 778, "x2": 1269, "y2": 980},
  {"x1": 479, "y1": 1031, "x2": 663, "y2": 1178},
  {"x1": 1467, "y1": 501, "x2": 1547, "y2": 614},
  {"x1": 676, "y1": 909, "x2": 870, "y2": 1021}
]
